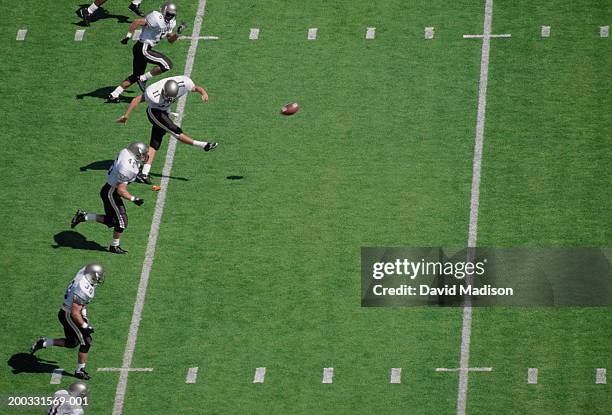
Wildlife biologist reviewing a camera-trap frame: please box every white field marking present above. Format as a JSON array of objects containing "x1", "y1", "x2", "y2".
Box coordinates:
[
  {"x1": 463, "y1": 33, "x2": 510, "y2": 38},
  {"x1": 249, "y1": 28, "x2": 260, "y2": 40},
  {"x1": 185, "y1": 367, "x2": 199, "y2": 384},
  {"x1": 457, "y1": 0, "x2": 495, "y2": 414},
  {"x1": 50, "y1": 369, "x2": 63, "y2": 384},
  {"x1": 16, "y1": 29, "x2": 27, "y2": 41},
  {"x1": 178, "y1": 35, "x2": 219, "y2": 40},
  {"x1": 390, "y1": 368, "x2": 402, "y2": 383},
  {"x1": 308, "y1": 28, "x2": 318, "y2": 40},
  {"x1": 541, "y1": 26, "x2": 551, "y2": 38},
  {"x1": 437, "y1": 367, "x2": 492, "y2": 372},
  {"x1": 74, "y1": 29, "x2": 85, "y2": 41},
  {"x1": 111, "y1": 0, "x2": 209, "y2": 414},
  {"x1": 596, "y1": 368, "x2": 607, "y2": 384},
  {"x1": 600, "y1": 26, "x2": 609, "y2": 38},
  {"x1": 98, "y1": 368, "x2": 153, "y2": 372},
  {"x1": 425, "y1": 27, "x2": 435, "y2": 39},
  {"x1": 528, "y1": 368, "x2": 538, "y2": 384},
  {"x1": 322, "y1": 367, "x2": 334, "y2": 383},
  {"x1": 253, "y1": 367, "x2": 266, "y2": 383},
  {"x1": 133, "y1": 29, "x2": 141, "y2": 41},
  {"x1": 365, "y1": 27, "x2": 376, "y2": 39}
]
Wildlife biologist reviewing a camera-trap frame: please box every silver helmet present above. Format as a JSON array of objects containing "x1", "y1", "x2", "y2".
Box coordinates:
[
  {"x1": 84, "y1": 263, "x2": 105, "y2": 286},
  {"x1": 127, "y1": 141, "x2": 149, "y2": 163},
  {"x1": 160, "y1": 2, "x2": 177, "y2": 22},
  {"x1": 68, "y1": 381, "x2": 89, "y2": 399},
  {"x1": 161, "y1": 80, "x2": 180, "y2": 103}
]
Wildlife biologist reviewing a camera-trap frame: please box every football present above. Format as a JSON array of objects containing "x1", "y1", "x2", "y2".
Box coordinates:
[{"x1": 281, "y1": 102, "x2": 299, "y2": 115}]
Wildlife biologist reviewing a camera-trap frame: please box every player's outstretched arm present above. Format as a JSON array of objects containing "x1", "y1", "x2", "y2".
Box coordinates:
[
  {"x1": 121, "y1": 18, "x2": 146, "y2": 44},
  {"x1": 117, "y1": 183, "x2": 144, "y2": 206},
  {"x1": 117, "y1": 95, "x2": 143, "y2": 123},
  {"x1": 194, "y1": 85, "x2": 209, "y2": 102}
]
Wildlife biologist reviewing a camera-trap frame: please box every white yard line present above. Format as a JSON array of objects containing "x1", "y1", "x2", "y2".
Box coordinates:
[
  {"x1": 99, "y1": 367, "x2": 153, "y2": 372},
  {"x1": 186, "y1": 367, "x2": 199, "y2": 383},
  {"x1": 249, "y1": 28, "x2": 260, "y2": 40},
  {"x1": 527, "y1": 368, "x2": 538, "y2": 384},
  {"x1": 322, "y1": 367, "x2": 334, "y2": 383},
  {"x1": 253, "y1": 367, "x2": 266, "y2": 383},
  {"x1": 457, "y1": 0, "x2": 494, "y2": 414},
  {"x1": 463, "y1": 33, "x2": 510, "y2": 38},
  {"x1": 50, "y1": 369, "x2": 63, "y2": 384},
  {"x1": 437, "y1": 367, "x2": 492, "y2": 372},
  {"x1": 390, "y1": 368, "x2": 402, "y2": 383},
  {"x1": 111, "y1": 1, "x2": 209, "y2": 414}
]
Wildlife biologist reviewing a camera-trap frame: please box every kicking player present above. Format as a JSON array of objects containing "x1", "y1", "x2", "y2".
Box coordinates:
[
  {"x1": 47, "y1": 381, "x2": 89, "y2": 415},
  {"x1": 76, "y1": 0, "x2": 146, "y2": 25},
  {"x1": 107, "y1": 2, "x2": 187, "y2": 103},
  {"x1": 70, "y1": 141, "x2": 148, "y2": 254},
  {"x1": 117, "y1": 76, "x2": 218, "y2": 184},
  {"x1": 31, "y1": 263, "x2": 106, "y2": 381}
]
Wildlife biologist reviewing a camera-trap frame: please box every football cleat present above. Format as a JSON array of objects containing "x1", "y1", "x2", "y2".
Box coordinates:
[
  {"x1": 75, "y1": 7, "x2": 91, "y2": 26},
  {"x1": 136, "y1": 78, "x2": 147, "y2": 92},
  {"x1": 30, "y1": 337, "x2": 45, "y2": 354},
  {"x1": 203, "y1": 142, "x2": 218, "y2": 152},
  {"x1": 128, "y1": 3, "x2": 145, "y2": 17},
  {"x1": 136, "y1": 173, "x2": 153, "y2": 185},
  {"x1": 109, "y1": 245, "x2": 128, "y2": 255},
  {"x1": 106, "y1": 94, "x2": 121, "y2": 104},
  {"x1": 71, "y1": 209, "x2": 86, "y2": 229},
  {"x1": 74, "y1": 369, "x2": 91, "y2": 380}
]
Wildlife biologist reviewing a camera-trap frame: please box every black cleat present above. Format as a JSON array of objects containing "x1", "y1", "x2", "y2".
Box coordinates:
[
  {"x1": 30, "y1": 337, "x2": 45, "y2": 354},
  {"x1": 74, "y1": 369, "x2": 91, "y2": 380},
  {"x1": 136, "y1": 173, "x2": 153, "y2": 185},
  {"x1": 109, "y1": 245, "x2": 129, "y2": 255},
  {"x1": 71, "y1": 209, "x2": 86, "y2": 229},
  {"x1": 128, "y1": 3, "x2": 145, "y2": 17},
  {"x1": 75, "y1": 7, "x2": 91, "y2": 26},
  {"x1": 203, "y1": 142, "x2": 218, "y2": 152},
  {"x1": 106, "y1": 94, "x2": 121, "y2": 103},
  {"x1": 136, "y1": 78, "x2": 147, "y2": 92}
]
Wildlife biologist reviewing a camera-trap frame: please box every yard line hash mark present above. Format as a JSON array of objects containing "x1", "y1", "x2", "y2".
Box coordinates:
[
  {"x1": 16, "y1": 29, "x2": 27, "y2": 41},
  {"x1": 74, "y1": 29, "x2": 85, "y2": 41},
  {"x1": 186, "y1": 367, "x2": 199, "y2": 383},
  {"x1": 601, "y1": 26, "x2": 609, "y2": 38},
  {"x1": 596, "y1": 368, "x2": 607, "y2": 384},
  {"x1": 425, "y1": 27, "x2": 435, "y2": 39},
  {"x1": 253, "y1": 367, "x2": 266, "y2": 383},
  {"x1": 111, "y1": 0, "x2": 209, "y2": 414},
  {"x1": 365, "y1": 27, "x2": 376, "y2": 39},
  {"x1": 250, "y1": 28, "x2": 260, "y2": 40},
  {"x1": 98, "y1": 368, "x2": 153, "y2": 372},
  {"x1": 308, "y1": 28, "x2": 318, "y2": 40},
  {"x1": 390, "y1": 368, "x2": 401, "y2": 383},
  {"x1": 437, "y1": 367, "x2": 492, "y2": 372},
  {"x1": 50, "y1": 369, "x2": 63, "y2": 384},
  {"x1": 322, "y1": 367, "x2": 334, "y2": 383},
  {"x1": 541, "y1": 26, "x2": 551, "y2": 38},
  {"x1": 528, "y1": 368, "x2": 538, "y2": 384}
]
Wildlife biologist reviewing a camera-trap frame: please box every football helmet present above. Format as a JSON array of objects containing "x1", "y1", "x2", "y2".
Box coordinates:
[
  {"x1": 68, "y1": 381, "x2": 89, "y2": 399},
  {"x1": 83, "y1": 263, "x2": 105, "y2": 286},
  {"x1": 160, "y1": 2, "x2": 177, "y2": 22},
  {"x1": 161, "y1": 80, "x2": 180, "y2": 104},
  {"x1": 127, "y1": 141, "x2": 149, "y2": 163}
]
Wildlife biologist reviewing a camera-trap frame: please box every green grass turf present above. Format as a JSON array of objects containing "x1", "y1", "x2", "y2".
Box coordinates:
[{"x1": 0, "y1": 0, "x2": 610, "y2": 414}]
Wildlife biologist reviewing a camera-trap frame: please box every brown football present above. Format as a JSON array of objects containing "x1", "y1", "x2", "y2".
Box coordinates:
[{"x1": 281, "y1": 102, "x2": 299, "y2": 116}]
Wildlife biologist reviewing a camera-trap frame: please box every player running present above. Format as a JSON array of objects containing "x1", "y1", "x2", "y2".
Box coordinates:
[
  {"x1": 47, "y1": 381, "x2": 89, "y2": 415},
  {"x1": 31, "y1": 263, "x2": 106, "y2": 381},
  {"x1": 76, "y1": 0, "x2": 146, "y2": 25},
  {"x1": 70, "y1": 141, "x2": 148, "y2": 254},
  {"x1": 117, "y1": 76, "x2": 218, "y2": 184},
  {"x1": 107, "y1": 2, "x2": 187, "y2": 103}
]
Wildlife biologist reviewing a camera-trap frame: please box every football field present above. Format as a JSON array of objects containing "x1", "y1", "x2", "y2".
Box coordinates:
[{"x1": 1, "y1": 0, "x2": 611, "y2": 414}]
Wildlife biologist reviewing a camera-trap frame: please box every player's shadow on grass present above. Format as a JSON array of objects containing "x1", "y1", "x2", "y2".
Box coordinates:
[
  {"x1": 8, "y1": 353, "x2": 60, "y2": 375},
  {"x1": 73, "y1": 6, "x2": 130, "y2": 26},
  {"x1": 52, "y1": 231, "x2": 107, "y2": 252},
  {"x1": 76, "y1": 87, "x2": 134, "y2": 103},
  {"x1": 80, "y1": 159, "x2": 113, "y2": 172}
]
